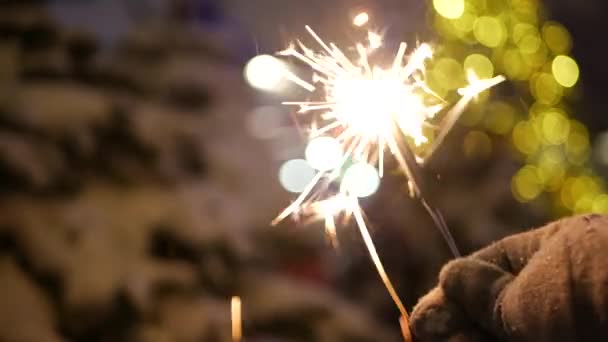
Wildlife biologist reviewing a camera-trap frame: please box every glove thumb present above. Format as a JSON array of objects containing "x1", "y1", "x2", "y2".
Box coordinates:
[{"x1": 440, "y1": 258, "x2": 514, "y2": 338}]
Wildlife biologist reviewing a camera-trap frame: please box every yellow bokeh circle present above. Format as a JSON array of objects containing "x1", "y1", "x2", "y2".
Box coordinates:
[
  {"x1": 542, "y1": 22, "x2": 572, "y2": 55},
  {"x1": 552, "y1": 55, "x2": 579, "y2": 88},
  {"x1": 432, "y1": 58, "x2": 465, "y2": 90},
  {"x1": 537, "y1": 147, "x2": 566, "y2": 191},
  {"x1": 464, "y1": 54, "x2": 494, "y2": 79},
  {"x1": 592, "y1": 194, "x2": 608, "y2": 214},
  {"x1": 512, "y1": 166, "x2": 543, "y2": 202},
  {"x1": 485, "y1": 101, "x2": 516, "y2": 135},
  {"x1": 531, "y1": 73, "x2": 563, "y2": 105},
  {"x1": 512, "y1": 121, "x2": 540, "y2": 155},
  {"x1": 433, "y1": 0, "x2": 465, "y2": 19},
  {"x1": 474, "y1": 16, "x2": 506, "y2": 48},
  {"x1": 502, "y1": 49, "x2": 531, "y2": 80},
  {"x1": 541, "y1": 111, "x2": 570, "y2": 145}
]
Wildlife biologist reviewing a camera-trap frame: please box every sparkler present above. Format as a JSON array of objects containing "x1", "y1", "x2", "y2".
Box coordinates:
[{"x1": 272, "y1": 13, "x2": 504, "y2": 340}]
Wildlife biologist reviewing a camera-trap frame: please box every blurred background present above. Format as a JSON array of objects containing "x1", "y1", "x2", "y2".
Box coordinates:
[{"x1": 0, "y1": 0, "x2": 607, "y2": 341}]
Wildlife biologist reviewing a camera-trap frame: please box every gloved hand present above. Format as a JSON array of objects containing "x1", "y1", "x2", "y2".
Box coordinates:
[{"x1": 410, "y1": 214, "x2": 608, "y2": 342}]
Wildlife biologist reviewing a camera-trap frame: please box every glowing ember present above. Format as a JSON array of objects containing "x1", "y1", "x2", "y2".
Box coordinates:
[{"x1": 231, "y1": 296, "x2": 242, "y2": 342}]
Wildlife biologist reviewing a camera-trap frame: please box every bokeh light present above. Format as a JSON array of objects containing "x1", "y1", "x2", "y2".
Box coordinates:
[
  {"x1": 452, "y1": 10, "x2": 476, "y2": 33},
  {"x1": 473, "y1": 16, "x2": 506, "y2": 48},
  {"x1": 432, "y1": 58, "x2": 465, "y2": 90},
  {"x1": 523, "y1": 44, "x2": 549, "y2": 70},
  {"x1": 540, "y1": 111, "x2": 570, "y2": 145},
  {"x1": 514, "y1": 23, "x2": 541, "y2": 54},
  {"x1": 484, "y1": 101, "x2": 516, "y2": 135},
  {"x1": 430, "y1": 0, "x2": 607, "y2": 216},
  {"x1": 433, "y1": 0, "x2": 465, "y2": 19},
  {"x1": 513, "y1": 121, "x2": 541, "y2": 155},
  {"x1": 502, "y1": 48, "x2": 532, "y2": 80},
  {"x1": 512, "y1": 165, "x2": 543, "y2": 202},
  {"x1": 342, "y1": 163, "x2": 380, "y2": 198},
  {"x1": 560, "y1": 177, "x2": 578, "y2": 210},
  {"x1": 571, "y1": 176, "x2": 602, "y2": 213},
  {"x1": 566, "y1": 121, "x2": 591, "y2": 165},
  {"x1": 279, "y1": 159, "x2": 317, "y2": 193},
  {"x1": 537, "y1": 147, "x2": 566, "y2": 191},
  {"x1": 531, "y1": 73, "x2": 563, "y2": 105},
  {"x1": 592, "y1": 194, "x2": 608, "y2": 214},
  {"x1": 542, "y1": 22, "x2": 572, "y2": 55},
  {"x1": 560, "y1": 175, "x2": 604, "y2": 212},
  {"x1": 552, "y1": 55, "x2": 580, "y2": 88},
  {"x1": 244, "y1": 55, "x2": 287, "y2": 91},
  {"x1": 353, "y1": 12, "x2": 369, "y2": 27},
  {"x1": 464, "y1": 54, "x2": 494, "y2": 79},
  {"x1": 305, "y1": 137, "x2": 343, "y2": 171},
  {"x1": 463, "y1": 130, "x2": 492, "y2": 159}
]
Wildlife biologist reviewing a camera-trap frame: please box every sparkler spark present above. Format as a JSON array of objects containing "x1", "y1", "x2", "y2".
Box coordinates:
[{"x1": 273, "y1": 24, "x2": 504, "y2": 340}]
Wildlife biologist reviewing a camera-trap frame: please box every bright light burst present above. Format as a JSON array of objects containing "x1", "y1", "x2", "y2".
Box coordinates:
[
  {"x1": 274, "y1": 25, "x2": 503, "y2": 232},
  {"x1": 272, "y1": 23, "x2": 504, "y2": 336}
]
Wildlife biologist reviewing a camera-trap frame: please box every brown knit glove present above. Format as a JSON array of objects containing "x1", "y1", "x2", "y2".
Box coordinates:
[{"x1": 410, "y1": 214, "x2": 608, "y2": 342}]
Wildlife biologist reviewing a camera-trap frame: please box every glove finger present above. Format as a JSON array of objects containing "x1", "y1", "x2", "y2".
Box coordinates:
[
  {"x1": 440, "y1": 258, "x2": 514, "y2": 338},
  {"x1": 411, "y1": 287, "x2": 473, "y2": 341}
]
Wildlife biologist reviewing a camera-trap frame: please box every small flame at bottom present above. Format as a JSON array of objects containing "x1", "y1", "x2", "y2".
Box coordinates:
[{"x1": 231, "y1": 296, "x2": 242, "y2": 342}]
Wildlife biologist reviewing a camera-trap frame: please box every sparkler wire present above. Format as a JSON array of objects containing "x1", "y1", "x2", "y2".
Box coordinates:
[{"x1": 351, "y1": 198, "x2": 410, "y2": 326}]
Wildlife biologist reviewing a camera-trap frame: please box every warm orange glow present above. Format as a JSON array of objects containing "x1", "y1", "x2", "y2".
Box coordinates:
[{"x1": 231, "y1": 296, "x2": 242, "y2": 342}]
